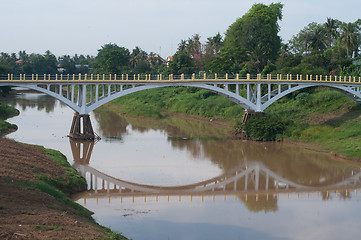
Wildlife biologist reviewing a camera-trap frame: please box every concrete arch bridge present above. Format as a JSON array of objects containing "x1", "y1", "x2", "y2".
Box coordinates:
[{"x1": 1, "y1": 73, "x2": 361, "y2": 139}]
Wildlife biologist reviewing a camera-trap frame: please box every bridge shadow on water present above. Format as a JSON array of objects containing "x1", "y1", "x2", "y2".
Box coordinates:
[{"x1": 70, "y1": 139, "x2": 361, "y2": 213}]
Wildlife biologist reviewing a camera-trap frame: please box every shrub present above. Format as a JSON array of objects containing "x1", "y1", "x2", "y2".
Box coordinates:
[{"x1": 244, "y1": 114, "x2": 290, "y2": 141}]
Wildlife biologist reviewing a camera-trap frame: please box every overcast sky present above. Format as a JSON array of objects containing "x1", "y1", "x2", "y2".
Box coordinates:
[{"x1": 1, "y1": 0, "x2": 361, "y2": 58}]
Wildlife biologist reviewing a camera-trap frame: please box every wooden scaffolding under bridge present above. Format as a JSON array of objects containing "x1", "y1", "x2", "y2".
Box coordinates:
[{"x1": 69, "y1": 112, "x2": 99, "y2": 140}]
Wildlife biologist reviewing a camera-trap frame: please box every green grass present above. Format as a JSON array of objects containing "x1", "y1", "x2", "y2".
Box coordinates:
[
  {"x1": 111, "y1": 86, "x2": 244, "y2": 120},
  {"x1": 265, "y1": 87, "x2": 361, "y2": 158},
  {"x1": 0, "y1": 102, "x2": 19, "y2": 135}
]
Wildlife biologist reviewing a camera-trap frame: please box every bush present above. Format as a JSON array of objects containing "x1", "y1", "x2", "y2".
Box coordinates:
[{"x1": 244, "y1": 114, "x2": 289, "y2": 141}]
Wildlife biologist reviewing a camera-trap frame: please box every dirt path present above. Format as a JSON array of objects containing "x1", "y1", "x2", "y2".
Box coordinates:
[{"x1": 0, "y1": 138, "x2": 126, "y2": 239}]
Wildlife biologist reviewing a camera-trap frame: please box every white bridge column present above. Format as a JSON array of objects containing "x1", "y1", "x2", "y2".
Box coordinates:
[{"x1": 256, "y1": 84, "x2": 262, "y2": 112}]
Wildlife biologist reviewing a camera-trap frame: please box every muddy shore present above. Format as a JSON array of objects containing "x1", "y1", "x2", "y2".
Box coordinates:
[{"x1": 0, "y1": 137, "x2": 127, "y2": 240}]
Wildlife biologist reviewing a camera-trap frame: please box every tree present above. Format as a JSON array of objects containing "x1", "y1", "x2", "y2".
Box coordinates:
[
  {"x1": 223, "y1": 3, "x2": 283, "y2": 72},
  {"x1": 324, "y1": 18, "x2": 339, "y2": 49},
  {"x1": 93, "y1": 43, "x2": 130, "y2": 73},
  {"x1": 289, "y1": 22, "x2": 322, "y2": 54},
  {"x1": 205, "y1": 33, "x2": 224, "y2": 56},
  {"x1": 168, "y1": 52, "x2": 195, "y2": 74},
  {"x1": 340, "y1": 22, "x2": 360, "y2": 58},
  {"x1": 309, "y1": 25, "x2": 326, "y2": 52}
]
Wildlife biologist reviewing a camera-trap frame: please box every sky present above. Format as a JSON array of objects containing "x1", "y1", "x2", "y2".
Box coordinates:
[{"x1": 1, "y1": 0, "x2": 361, "y2": 59}]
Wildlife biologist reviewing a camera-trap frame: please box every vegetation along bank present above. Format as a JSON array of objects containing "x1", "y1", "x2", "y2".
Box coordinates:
[{"x1": 0, "y1": 136, "x2": 128, "y2": 239}]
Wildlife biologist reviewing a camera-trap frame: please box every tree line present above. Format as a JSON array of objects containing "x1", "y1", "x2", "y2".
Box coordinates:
[{"x1": 1, "y1": 3, "x2": 361, "y2": 77}]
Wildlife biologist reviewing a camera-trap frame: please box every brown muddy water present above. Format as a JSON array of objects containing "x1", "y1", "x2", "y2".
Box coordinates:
[{"x1": 2, "y1": 89, "x2": 361, "y2": 240}]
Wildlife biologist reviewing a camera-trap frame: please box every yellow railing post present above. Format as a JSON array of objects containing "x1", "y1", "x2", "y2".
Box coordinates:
[
  {"x1": 11, "y1": 74, "x2": 13, "y2": 81},
  {"x1": 247, "y1": 73, "x2": 250, "y2": 80},
  {"x1": 310, "y1": 75, "x2": 312, "y2": 81},
  {"x1": 121, "y1": 74, "x2": 124, "y2": 80},
  {"x1": 192, "y1": 73, "x2": 195, "y2": 80},
  {"x1": 36, "y1": 74, "x2": 38, "y2": 81},
  {"x1": 215, "y1": 73, "x2": 217, "y2": 80},
  {"x1": 226, "y1": 73, "x2": 228, "y2": 80},
  {"x1": 61, "y1": 74, "x2": 63, "y2": 81},
  {"x1": 290, "y1": 74, "x2": 292, "y2": 81},
  {"x1": 160, "y1": 74, "x2": 162, "y2": 80},
  {"x1": 84, "y1": 74, "x2": 87, "y2": 81},
  {"x1": 32, "y1": 74, "x2": 34, "y2": 81},
  {"x1": 204, "y1": 73, "x2": 206, "y2": 80},
  {"x1": 236, "y1": 73, "x2": 239, "y2": 80},
  {"x1": 297, "y1": 74, "x2": 299, "y2": 80},
  {"x1": 7, "y1": 74, "x2": 10, "y2": 81},
  {"x1": 55, "y1": 74, "x2": 58, "y2": 81},
  {"x1": 126, "y1": 74, "x2": 128, "y2": 80},
  {"x1": 48, "y1": 74, "x2": 51, "y2": 81},
  {"x1": 138, "y1": 74, "x2": 140, "y2": 80},
  {"x1": 19, "y1": 74, "x2": 22, "y2": 81},
  {"x1": 316, "y1": 75, "x2": 318, "y2": 81},
  {"x1": 114, "y1": 74, "x2": 117, "y2": 80},
  {"x1": 306, "y1": 75, "x2": 309, "y2": 81},
  {"x1": 97, "y1": 74, "x2": 99, "y2": 81},
  {"x1": 109, "y1": 74, "x2": 112, "y2": 81},
  {"x1": 280, "y1": 74, "x2": 282, "y2": 80},
  {"x1": 181, "y1": 74, "x2": 184, "y2": 80}
]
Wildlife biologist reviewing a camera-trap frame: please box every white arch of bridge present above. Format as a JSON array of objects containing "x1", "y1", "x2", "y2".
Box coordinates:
[{"x1": 2, "y1": 81, "x2": 361, "y2": 115}]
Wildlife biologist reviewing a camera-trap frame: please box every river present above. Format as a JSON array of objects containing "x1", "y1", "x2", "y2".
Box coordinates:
[{"x1": 2, "y1": 89, "x2": 361, "y2": 240}]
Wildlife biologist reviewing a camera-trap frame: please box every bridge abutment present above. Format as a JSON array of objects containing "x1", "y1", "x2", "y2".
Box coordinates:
[{"x1": 69, "y1": 112, "x2": 99, "y2": 140}]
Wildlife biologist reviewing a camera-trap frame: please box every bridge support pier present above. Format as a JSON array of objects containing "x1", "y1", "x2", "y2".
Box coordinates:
[{"x1": 69, "y1": 112, "x2": 99, "y2": 140}]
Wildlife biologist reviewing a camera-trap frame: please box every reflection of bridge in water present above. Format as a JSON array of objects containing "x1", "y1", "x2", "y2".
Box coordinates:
[{"x1": 71, "y1": 140, "x2": 361, "y2": 202}]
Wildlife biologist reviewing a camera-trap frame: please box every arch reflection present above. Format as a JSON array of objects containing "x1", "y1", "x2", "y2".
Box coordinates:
[{"x1": 70, "y1": 139, "x2": 361, "y2": 213}]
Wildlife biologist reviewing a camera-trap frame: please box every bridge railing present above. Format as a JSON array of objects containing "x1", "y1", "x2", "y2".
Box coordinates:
[{"x1": 1, "y1": 73, "x2": 361, "y2": 83}]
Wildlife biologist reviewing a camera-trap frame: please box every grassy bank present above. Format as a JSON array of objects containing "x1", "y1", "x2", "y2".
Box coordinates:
[
  {"x1": 108, "y1": 86, "x2": 361, "y2": 160},
  {"x1": 0, "y1": 138, "x2": 128, "y2": 239},
  {"x1": 0, "y1": 102, "x2": 19, "y2": 135}
]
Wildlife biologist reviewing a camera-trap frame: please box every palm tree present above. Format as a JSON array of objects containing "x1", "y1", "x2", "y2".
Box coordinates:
[
  {"x1": 205, "y1": 33, "x2": 224, "y2": 55},
  {"x1": 310, "y1": 26, "x2": 326, "y2": 52},
  {"x1": 340, "y1": 22, "x2": 359, "y2": 58},
  {"x1": 324, "y1": 18, "x2": 339, "y2": 48}
]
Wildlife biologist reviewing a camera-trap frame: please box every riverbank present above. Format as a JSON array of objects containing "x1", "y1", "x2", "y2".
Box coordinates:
[
  {"x1": 0, "y1": 102, "x2": 19, "y2": 136},
  {"x1": 107, "y1": 86, "x2": 361, "y2": 161},
  {"x1": 0, "y1": 137, "x2": 128, "y2": 239}
]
